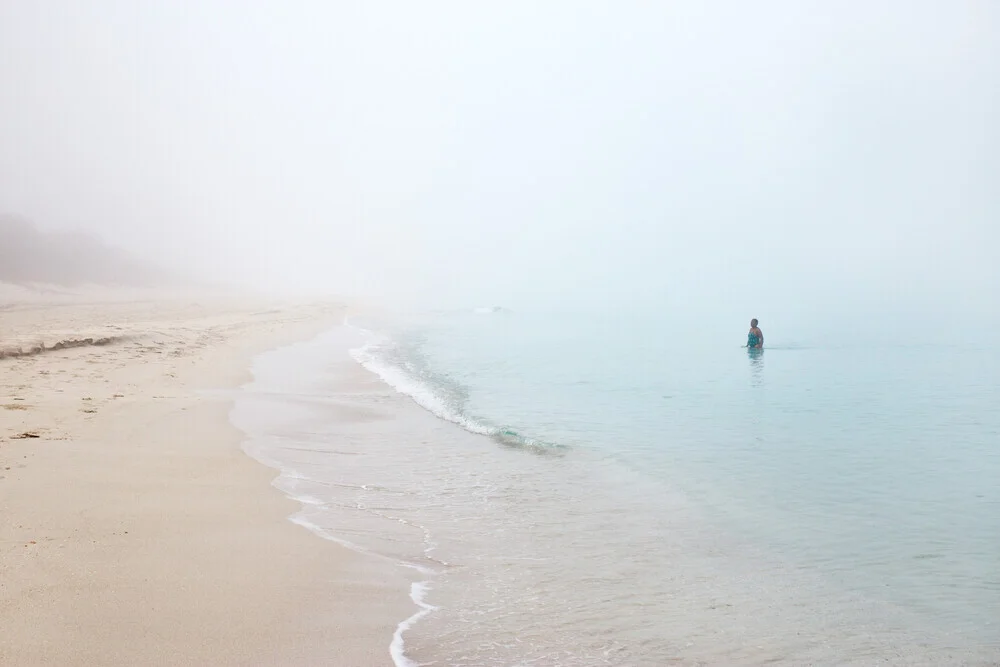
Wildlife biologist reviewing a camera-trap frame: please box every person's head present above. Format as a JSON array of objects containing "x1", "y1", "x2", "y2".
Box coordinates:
[{"x1": 750, "y1": 318, "x2": 758, "y2": 328}]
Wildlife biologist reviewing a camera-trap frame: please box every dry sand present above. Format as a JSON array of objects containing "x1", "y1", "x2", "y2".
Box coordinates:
[{"x1": 0, "y1": 287, "x2": 410, "y2": 666}]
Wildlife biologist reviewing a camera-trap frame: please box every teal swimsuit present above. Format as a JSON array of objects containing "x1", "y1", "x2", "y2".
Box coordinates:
[{"x1": 747, "y1": 331, "x2": 761, "y2": 348}]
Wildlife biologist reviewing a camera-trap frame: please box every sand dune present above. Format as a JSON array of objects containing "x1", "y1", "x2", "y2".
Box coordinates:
[{"x1": 0, "y1": 216, "x2": 172, "y2": 287}]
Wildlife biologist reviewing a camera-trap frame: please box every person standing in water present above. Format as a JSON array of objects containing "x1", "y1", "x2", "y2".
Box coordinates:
[{"x1": 747, "y1": 318, "x2": 763, "y2": 349}]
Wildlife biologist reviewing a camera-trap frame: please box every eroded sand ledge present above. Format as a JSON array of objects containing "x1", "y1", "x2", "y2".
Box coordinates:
[{"x1": 0, "y1": 287, "x2": 408, "y2": 666}]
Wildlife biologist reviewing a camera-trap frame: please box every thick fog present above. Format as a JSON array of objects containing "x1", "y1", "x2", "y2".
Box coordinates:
[{"x1": 1, "y1": 2, "x2": 996, "y2": 329}]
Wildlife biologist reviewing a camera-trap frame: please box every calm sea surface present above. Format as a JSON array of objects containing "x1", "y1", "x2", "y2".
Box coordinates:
[{"x1": 235, "y1": 308, "x2": 1000, "y2": 665}]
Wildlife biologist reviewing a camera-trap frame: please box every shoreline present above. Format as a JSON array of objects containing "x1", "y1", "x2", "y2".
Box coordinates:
[
  {"x1": 0, "y1": 291, "x2": 409, "y2": 665},
  {"x1": 232, "y1": 325, "x2": 442, "y2": 667}
]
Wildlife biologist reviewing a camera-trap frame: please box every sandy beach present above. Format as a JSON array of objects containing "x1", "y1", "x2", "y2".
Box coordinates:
[{"x1": 0, "y1": 287, "x2": 409, "y2": 666}]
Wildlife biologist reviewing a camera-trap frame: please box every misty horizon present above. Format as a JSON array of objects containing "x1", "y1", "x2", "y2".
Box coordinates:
[{"x1": 1, "y1": 2, "x2": 996, "y2": 328}]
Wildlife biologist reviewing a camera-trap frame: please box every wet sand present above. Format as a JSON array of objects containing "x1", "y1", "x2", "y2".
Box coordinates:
[{"x1": 0, "y1": 287, "x2": 409, "y2": 666}]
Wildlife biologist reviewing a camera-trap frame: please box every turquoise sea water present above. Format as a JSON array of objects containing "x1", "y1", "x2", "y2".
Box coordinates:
[{"x1": 238, "y1": 307, "x2": 1000, "y2": 665}]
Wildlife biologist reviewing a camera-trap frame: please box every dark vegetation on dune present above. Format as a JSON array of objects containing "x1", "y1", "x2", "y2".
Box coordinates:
[{"x1": 0, "y1": 216, "x2": 169, "y2": 287}]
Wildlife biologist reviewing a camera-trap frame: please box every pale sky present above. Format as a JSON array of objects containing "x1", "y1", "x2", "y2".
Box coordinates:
[{"x1": 0, "y1": 1, "x2": 996, "y2": 324}]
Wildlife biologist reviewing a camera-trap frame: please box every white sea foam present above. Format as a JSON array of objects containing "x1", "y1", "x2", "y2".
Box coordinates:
[
  {"x1": 390, "y1": 581, "x2": 438, "y2": 667},
  {"x1": 286, "y1": 513, "x2": 439, "y2": 576},
  {"x1": 290, "y1": 510, "x2": 440, "y2": 666},
  {"x1": 345, "y1": 312, "x2": 496, "y2": 436},
  {"x1": 347, "y1": 328, "x2": 557, "y2": 453},
  {"x1": 349, "y1": 337, "x2": 494, "y2": 438},
  {"x1": 287, "y1": 493, "x2": 324, "y2": 506}
]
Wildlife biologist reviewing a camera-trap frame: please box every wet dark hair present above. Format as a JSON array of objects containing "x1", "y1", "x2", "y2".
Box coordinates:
[{"x1": 751, "y1": 318, "x2": 759, "y2": 327}]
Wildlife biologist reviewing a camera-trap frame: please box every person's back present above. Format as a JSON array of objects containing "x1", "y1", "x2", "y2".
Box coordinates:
[{"x1": 747, "y1": 318, "x2": 763, "y2": 348}]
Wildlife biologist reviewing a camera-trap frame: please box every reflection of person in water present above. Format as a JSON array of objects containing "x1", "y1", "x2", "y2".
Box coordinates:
[{"x1": 746, "y1": 318, "x2": 763, "y2": 349}]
